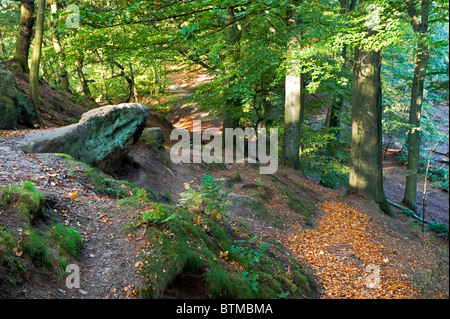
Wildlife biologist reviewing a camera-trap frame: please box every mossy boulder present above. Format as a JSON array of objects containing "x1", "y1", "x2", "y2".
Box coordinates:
[
  {"x1": 141, "y1": 127, "x2": 166, "y2": 149},
  {"x1": 0, "y1": 60, "x2": 39, "y2": 129},
  {"x1": 19, "y1": 103, "x2": 149, "y2": 174}
]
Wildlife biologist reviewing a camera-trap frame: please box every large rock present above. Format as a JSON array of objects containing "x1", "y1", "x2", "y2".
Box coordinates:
[
  {"x1": 141, "y1": 127, "x2": 166, "y2": 149},
  {"x1": 19, "y1": 103, "x2": 149, "y2": 173},
  {"x1": 0, "y1": 60, "x2": 40, "y2": 129}
]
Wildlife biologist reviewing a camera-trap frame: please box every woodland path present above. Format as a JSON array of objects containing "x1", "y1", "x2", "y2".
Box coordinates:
[
  {"x1": 0, "y1": 68, "x2": 447, "y2": 300},
  {"x1": 158, "y1": 68, "x2": 449, "y2": 227}
]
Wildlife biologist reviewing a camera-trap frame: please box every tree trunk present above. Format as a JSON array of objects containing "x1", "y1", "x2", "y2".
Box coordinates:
[
  {"x1": 282, "y1": 2, "x2": 305, "y2": 171},
  {"x1": 348, "y1": 46, "x2": 393, "y2": 216},
  {"x1": 14, "y1": 0, "x2": 35, "y2": 74},
  {"x1": 128, "y1": 61, "x2": 138, "y2": 102},
  {"x1": 222, "y1": 7, "x2": 242, "y2": 149},
  {"x1": 0, "y1": 29, "x2": 6, "y2": 55},
  {"x1": 76, "y1": 57, "x2": 92, "y2": 97},
  {"x1": 49, "y1": 0, "x2": 70, "y2": 92},
  {"x1": 94, "y1": 48, "x2": 109, "y2": 102},
  {"x1": 402, "y1": 0, "x2": 430, "y2": 212},
  {"x1": 29, "y1": 0, "x2": 45, "y2": 106},
  {"x1": 326, "y1": 0, "x2": 352, "y2": 136}
]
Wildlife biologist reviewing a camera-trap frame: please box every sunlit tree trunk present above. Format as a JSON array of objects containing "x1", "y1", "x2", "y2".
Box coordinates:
[
  {"x1": 282, "y1": 1, "x2": 305, "y2": 171},
  {"x1": 0, "y1": 29, "x2": 6, "y2": 55},
  {"x1": 223, "y1": 7, "x2": 241, "y2": 132},
  {"x1": 14, "y1": 0, "x2": 35, "y2": 73},
  {"x1": 49, "y1": 0, "x2": 70, "y2": 92},
  {"x1": 129, "y1": 61, "x2": 139, "y2": 102},
  {"x1": 348, "y1": 42, "x2": 393, "y2": 216},
  {"x1": 94, "y1": 48, "x2": 109, "y2": 102},
  {"x1": 76, "y1": 57, "x2": 92, "y2": 97},
  {"x1": 29, "y1": 0, "x2": 45, "y2": 105},
  {"x1": 403, "y1": 0, "x2": 430, "y2": 212}
]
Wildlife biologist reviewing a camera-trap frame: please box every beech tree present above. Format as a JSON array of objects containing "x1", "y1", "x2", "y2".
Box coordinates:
[
  {"x1": 282, "y1": 1, "x2": 305, "y2": 171},
  {"x1": 347, "y1": 0, "x2": 393, "y2": 216},
  {"x1": 402, "y1": 0, "x2": 430, "y2": 212},
  {"x1": 29, "y1": 0, "x2": 45, "y2": 105},
  {"x1": 13, "y1": 0, "x2": 34, "y2": 73}
]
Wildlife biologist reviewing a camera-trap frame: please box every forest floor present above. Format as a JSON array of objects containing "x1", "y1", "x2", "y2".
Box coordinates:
[{"x1": 0, "y1": 65, "x2": 448, "y2": 299}]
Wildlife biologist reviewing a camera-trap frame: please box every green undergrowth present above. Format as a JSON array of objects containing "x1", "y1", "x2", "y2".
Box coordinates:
[
  {"x1": 0, "y1": 182, "x2": 82, "y2": 277},
  {"x1": 0, "y1": 182, "x2": 44, "y2": 225},
  {"x1": 0, "y1": 226, "x2": 15, "y2": 265},
  {"x1": 21, "y1": 224, "x2": 83, "y2": 270},
  {"x1": 121, "y1": 174, "x2": 313, "y2": 299}
]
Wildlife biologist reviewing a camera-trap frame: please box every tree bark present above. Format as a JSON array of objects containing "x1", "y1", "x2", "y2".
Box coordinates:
[
  {"x1": 282, "y1": 2, "x2": 305, "y2": 171},
  {"x1": 13, "y1": 0, "x2": 35, "y2": 74},
  {"x1": 128, "y1": 61, "x2": 138, "y2": 102},
  {"x1": 94, "y1": 48, "x2": 109, "y2": 102},
  {"x1": 76, "y1": 57, "x2": 92, "y2": 97},
  {"x1": 29, "y1": 0, "x2": 45, "y2": 106},
  {"x1": 402, "y1": 0, "x2": 430, "y2": 212},
  {"x1": 49, "y1": 0, "x2": 70, "y2": 92},
  {"x1": 0, "y1": 29, "x2": 6, "y2": 55},
  {"x1": 348, "y1": 46, "x2": 393, "y2": 216},
  {"x1": 223, "y1": 7, "x2": 242, "y2": 132}
]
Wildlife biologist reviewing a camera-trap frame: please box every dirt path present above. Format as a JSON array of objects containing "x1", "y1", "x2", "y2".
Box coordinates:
[
  {"x1": 160, "y1": 67, "x2": 449, "y2": 228},
  {"x1": 0, "y1": 136, "x2": 144, "y2": 299},
  {"x1": 383, "y1": 148, "x2": 449, "y2": 225},
  {"x1": 1, "y1": 67, "x2": 447, "y2": 300}
]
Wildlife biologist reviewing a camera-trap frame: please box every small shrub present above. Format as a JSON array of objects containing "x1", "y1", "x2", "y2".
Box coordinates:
[{"x1": 139, "y1": 204, "x2": 176, "y2": 225}]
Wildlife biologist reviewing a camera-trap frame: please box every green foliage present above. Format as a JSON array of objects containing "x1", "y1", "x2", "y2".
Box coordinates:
[
  {"x1": 179, "y1": 174, "x2": 233, "y2": 221},
  {"x1": 22, "y1": 229, "x2": 53, "y2": 268},
  {"x1": 140, "y1": 204, "x2": 176, "y2": 225},
  {"x1": 124, "y1": 173, "x2": 311, "y2": 298},
  {"x1": 22, "y1": 224, "x2": 82, "y2": 270},
  {"x1": 0, "y1": 226, "x2": 15, "y2": 264},
  {"x1": 230, "y1": 238, "x2": 268, "y2": 292},
  {"x1": 426, "y1": 222, "x2": 449, "y2": 239},
  {"x1": 301, "y1": 126, "x2": 350, "y2": 190},
  {"x1": 48, "y1": 224, "x2": 83, "y2": 257}
]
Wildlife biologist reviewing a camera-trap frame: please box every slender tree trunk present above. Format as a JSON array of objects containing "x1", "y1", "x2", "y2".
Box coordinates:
[
  {"x1": 76, "y1": 57, "x2": 92, "y2": 97},
  {"x1": 402, "y1": 0, "x2": 430, "y2": 212},
  {"x1": 110, "y1": 60, "x2": 134, "y2": 103},
  {"x1": 0, "y1": 29, "x2": 6, "y2": 55},
  {"x1": 348, "y1": 46, "x2": 393, "y2": 216},
  {"x1": 29, "y1": 0, "x2": 45, "y2": 106},
  {"x1": 223, "y1": 7, "x2": 242, "y2": 133},
  {"x1": 129, "y1": 61, "x2": 138, "y2": 102},
  {"x1": 327, "y1": 0, "x2": 353, "y2": 136},
  {"x1": 14, "y1": 0, "x2": 35, "y2": 73},
  {"x1": 94, "y1": 48, "x2": 109, "y2": 102},
  {"x1": 282, "y1": 2, "x2": 305, "y2": 171},
  {"x1": 49, "y1": 0, "x2": 70, "y2": 92}
]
